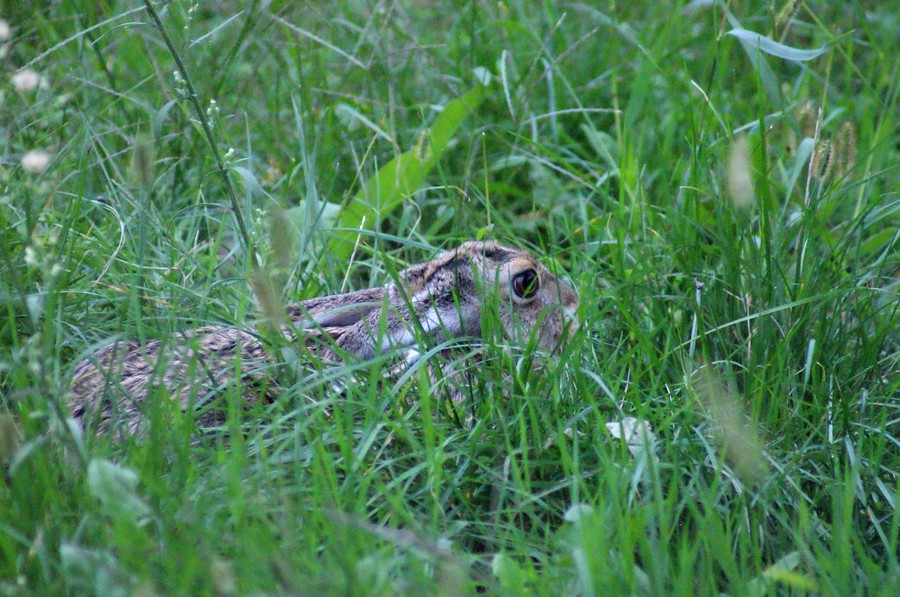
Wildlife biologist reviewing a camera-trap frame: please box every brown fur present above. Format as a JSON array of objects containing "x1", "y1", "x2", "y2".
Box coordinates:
[{"x1": 70, "y1": 241, "x2": 579, "y2": 434}]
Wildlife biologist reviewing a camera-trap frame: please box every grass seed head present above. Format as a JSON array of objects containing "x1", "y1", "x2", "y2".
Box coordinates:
[
  {"x1": 11, "y1": 69, "x2": 42, "y2": 93},
  {"x1": 726, "y1": 135, "x2": 755, "y2": 209}
]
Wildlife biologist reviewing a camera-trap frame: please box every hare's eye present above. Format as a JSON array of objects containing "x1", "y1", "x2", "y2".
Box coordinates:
[{"x1": 511, "y1": 269, "x2": 539, "y2": 300}]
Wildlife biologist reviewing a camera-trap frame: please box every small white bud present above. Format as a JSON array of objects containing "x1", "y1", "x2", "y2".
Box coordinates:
[{"x1": 206, "y1": 99, "x2": 219, "y2": 119}]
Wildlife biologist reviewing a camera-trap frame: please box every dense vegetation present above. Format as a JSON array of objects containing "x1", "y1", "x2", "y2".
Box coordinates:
[{"x1": 1, "y1": 1, "x2": 897, "y2": 594}]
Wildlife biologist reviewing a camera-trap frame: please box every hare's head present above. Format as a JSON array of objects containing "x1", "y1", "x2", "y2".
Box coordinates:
[{"x1": 398, "y1": 241, "x2": 579, "y2": 352}]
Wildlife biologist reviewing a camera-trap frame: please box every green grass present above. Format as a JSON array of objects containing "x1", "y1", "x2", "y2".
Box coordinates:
[{"x1": 1, "y1": 0, "x2": 898, "y2": 594}]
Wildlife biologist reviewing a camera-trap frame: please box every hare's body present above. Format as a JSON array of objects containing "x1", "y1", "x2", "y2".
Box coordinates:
[{"x1": 70, "y1": 241, "x2": 578, "y2": 432}]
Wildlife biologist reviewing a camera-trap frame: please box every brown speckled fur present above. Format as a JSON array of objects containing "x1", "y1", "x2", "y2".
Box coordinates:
[{"x1": 70, "y1": 241, "x2": 579, "y2": 434}]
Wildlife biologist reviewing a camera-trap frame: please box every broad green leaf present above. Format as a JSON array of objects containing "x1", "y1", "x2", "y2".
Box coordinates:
[
  {"x1": 87, "y1": 458, "x2": 152, "y2": 525},
  {"x1": 783, "y1": 137, "x2": 815, "y2": 201},
  {"x1": 729, "y1": 29, "x2": 781, "y2": 102},
  {"x1": 492, "y1": 553, "x2": 535, "y2": 594},
  {"x1": 581, "y1": 125, "x2": 619, "y2": 172},
  {"x1": 727, "y1": 28, "x2": 830, "y2": 62},
  {"x1": 327, "y1": 84, "x2": 487, "y2": 260},
  {"x1": 60, "y1": 543, "x2": 134, "y2": 597},
  {"x1": 230, "y1": 165, "x2": 268, "y2": 199},
  {"x1": 284, "y1": 198, "x2": 341, "y2": 238}
]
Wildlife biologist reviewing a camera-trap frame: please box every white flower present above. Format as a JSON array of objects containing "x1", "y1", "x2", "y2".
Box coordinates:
[
  {"x1": 24, "y1": 246, "x2": 39, "y2": 268},
  {"x1": 605, "y1": 417, "x2": 659, "y2": 462},
  {"x1": 12, "y1": 69, "x2": 41, "y2": 93},
  {"x1": 21, "y1": 150, "x2": 51, "y2": 174},
  {"x1": 0, "y1": 19, "x2": 11, "y2": 42}
]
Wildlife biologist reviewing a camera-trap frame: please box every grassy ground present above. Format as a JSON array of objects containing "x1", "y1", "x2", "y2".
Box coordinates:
[{"x1": 1, "y1": 0, "x2": 897, "y2": 594}]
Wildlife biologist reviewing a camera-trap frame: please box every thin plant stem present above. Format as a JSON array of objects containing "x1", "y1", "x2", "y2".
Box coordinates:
[{"x1": 142, "y1": 0, "x2": 258, "y2": 265}]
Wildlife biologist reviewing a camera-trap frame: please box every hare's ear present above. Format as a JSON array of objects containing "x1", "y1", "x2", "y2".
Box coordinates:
[{"x1": 292, "y1": 287, "x2": 389, "y2": 328}]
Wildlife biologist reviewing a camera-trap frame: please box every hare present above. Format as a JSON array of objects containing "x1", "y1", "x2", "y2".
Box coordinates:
[{"x1": 70, "y1": 241, "x2": 579, "y2": 433}]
